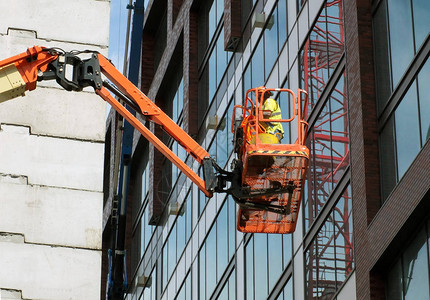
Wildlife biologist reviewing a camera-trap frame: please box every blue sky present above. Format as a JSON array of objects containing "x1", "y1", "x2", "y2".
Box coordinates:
[
  {"x1": 108, "y1": 0, "x2": 150, "y2": 73},
  {"x1": 109, "y1": 0, "x2": 129, "y2": 73}
]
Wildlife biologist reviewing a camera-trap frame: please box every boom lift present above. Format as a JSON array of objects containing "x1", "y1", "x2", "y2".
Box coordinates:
[{"x1": 0, "y1": 46, "x2": 309, "y2": 232}]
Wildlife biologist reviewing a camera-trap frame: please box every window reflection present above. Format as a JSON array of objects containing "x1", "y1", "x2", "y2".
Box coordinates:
[
  {"x1": 386, "y1": 225, "x2": 430, "y2": 300},
  {"x1": 395, "y1": 82, "x2": 420, "y2": 178},
  {"x1": 218, "y1": 269, "x2": 236, "y2": 300},
  {"x1": 305, "y1": 186, "x2": 353, "y2": 299},
  {"x1": 417, "y1": 59, "x2": 430, "y2": 145},
  {"x1": 199, "y1": 198, "x2": 236, "y2": 298},
  {"x1": 379, "y1": 56, "x2": 430, "y2": 201},
  {"x1": 245, "y1": 232, "x2": 293, "y2": 299},
  {"x1": 374, "y1": 0, "x2": 430, "y2": 110},
  {"x1": 402, "y1": 229, "x2": 429, "y2": 300},
  {"x1": 387, "y1": 0, "x2": 414, "y2": 87},
  {"x1": 301, "y1": 1, "x2": 344, "y2": 111},
  {"x1": 305, "y1": 74, "x2": 349, "y2": 231}
]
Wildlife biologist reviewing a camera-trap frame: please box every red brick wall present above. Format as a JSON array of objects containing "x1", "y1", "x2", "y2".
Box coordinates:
[{"x1": 344, "y1": 0, "x2": 381, "y2": 298}]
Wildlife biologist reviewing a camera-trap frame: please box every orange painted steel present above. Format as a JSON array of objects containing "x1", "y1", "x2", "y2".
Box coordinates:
[
  {"x1": 97, "y1": 54, "x2": 210, "y2": 165},
  {"x1": 96, "y1": 54, "x2": 212, "y2": 197},
  {"x1": 0, "y1": 47, "x2": 212, "y2": 198},
  {"x1": 0, "y1": 46, "x2": 57, "y2": 91},
  {"x1": 233, "y1": 87, "x2": 310, "y2": 234},
  {"x1": 96, "y1": 87, "x2": 212, "y2": 197}
]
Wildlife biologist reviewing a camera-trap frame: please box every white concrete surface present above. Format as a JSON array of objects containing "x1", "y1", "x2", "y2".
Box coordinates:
[
  {"x1": 1, "y1": 289, "x2": 23, "y2": 300},
  {"x1": 0, "y1": 0, "x2": 110, "y2": 47},
  {"x1": 0, "y1": 0, "x2": 109, "y2": 298},
  {"x1": 0, "y1": 174, "x2": 102, "y2": 249},
  {"x1": 0, "y1": 237, "x2": 101, "y2": 300},
  {"x1": 0, "y1": 124, "x2": 104, "y2": 191},
  {"x1": 0, "y1": 88, "x2": 106, "y2": 141}
]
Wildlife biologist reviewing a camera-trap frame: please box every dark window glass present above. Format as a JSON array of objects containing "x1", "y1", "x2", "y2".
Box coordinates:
[
  {"x1": 217, "y1": 203, "x2": 229, "y2": 280},
  {"x1": 283, "y1": 234, "x2": 292, "y2": 269},
  {"x1": 216, "y1": 116, "x2": 228, "y2": 168},
  {"x1": 228, "y1": 197, "x2": 236, "y2": 258},
  {"x1": 268, "y1": 234, "x2": 283, "y2": 290},
  {"x1": 386, "y1": 260, "x2": 403, "y2": 300},
  {"x1": 379, "y1": 116, "x2": 397, "y2": 201},
  {"x1": 206, "y1": 226, "x2": 217, "y2": 296},
  {"x1": 252, "y1": 41, "x2": 265, "y2": 88},
  {"x1": 334, "y1": 187, "x2": 354, "y2": 286},
  {"x1": 199, "y1": 244, "x2": 206, "y2": 299},
  {"x1": 395, "y1": 82, "x2": 420, "y2": 178},
  {"x1": 301, "y1": 1, "x2": 345, "y2": 114},
  {"x1": 412, "y1": 0, "x2": 430, "y2": 52},
  {"x1": 418, "y1": 59, "x2": 430, "y2": 145},
  {"x1": 167, "y1": 225, "x2": 177, "y2": 278},
  {"x1": 254, "y1": 234, "x2": 268, "y2": 299},
  {"x1": 373, "y1": 1, "x2": 391, "y2": 112},
  {"x1": 264, "y1": 11, "x2": 279, "y2": 78},
  {"x1": 387, "y1": 0, "x2": 414, "y2": 87},
  {"x1": 278, "y1": 0, "x2": 287, "y2": 52},
  {"x1": 330, "y1": 75, "x2": 349, "y2": 182},
  {"x1": 326, "y1": 0, "x2": 344, "y2": 73},
  {"x1": 305, "y1": 185, "x2": 354, "y2": 300},
  {"x1": 402, "y1": 229, "x2": 429, "y2": 300},
  {"x1": 246, "y1": 239, "x2": 254, "y2": 300}
]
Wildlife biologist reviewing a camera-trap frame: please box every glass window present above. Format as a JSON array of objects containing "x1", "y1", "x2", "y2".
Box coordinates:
[
  {"x1": 268, "y1": 234, "x2": 283, "y2": 290},
  {"x1": 402, "y1": 229, "x2": 429, "y2": 300},
  {"x1": 199, "y1": 244, "x2": 206, "y2": 299},
  {"x1": 387, "y1": 0, "x2": 414, "y2": 88},
  {"x1": 217, "y1": 202, "x2": 229, "y2": 280},
  {"x1": 334, "y1": 187, "x2": 354, "y2": 286},
  {"x1": 254, "y1": 234, "x2": 268, "y2": 299},
  {"x1": 206, "y1": 226, "x2": 217, "y2": 296},
  {"x1": 386, "y1": 224, "x2": 430, "y2": 300},
  {"x1": 379, "y1": 116, "x2": 396, "y2": 200},
  {"x1": 176, "y1": 271, "x2": 191, "y2": 300},
  {"x1": 417, "y1": 59, "x2": 430, "y2": 145},
  {"x1": 264, "y1": 10, "x2": 279, "y2": 77},
  {"x1": 301, "y1": 1, "x2": 345, "y2": 112},
  {"x1": 217, "y1": 269, "x2": 236, "y2": 300},
  {"x1": 386, "y1": 260, "x2": 403, "y2": 300},
  {"x1": 216, "y1": 115, "x2": 228, "y2": 168},
  {"x1": 251, "y1": 41, "x2": 265, "y2": 88},
  {"x1": 305, "y1": 185, "x2": 354, "y2": 299},
  {"x1": 305, "y1": 74, "x2": 349, "y2": 231},
  {"x1": 198, "y1": 198, "x2": 236, "y2": 298},
  {"x1": 167, "y1": 225, "x2": 177, "y2": 279},
  {"x1": 395, "y1": 82, "x2": 420, "y2": 178},
  {"x1": 374, "y1": 0, "x2": 430, "y2": 111},
  {"x1": 379, "y1": 55, "x2": 430, "y2": 200},
  {"x1": 373, "y1": 1, "x2": 391, "y2": 112},
  {"x1": 412, "y1": 0, "x2": 430, "y2": 49},
  {"x1": 245, "y1": 232, "x2": 293, "y2": 299},
  {"x1": 245, "y1": 239, "x2": 254, "y2": 300},
  {"x1": 278, "y1": 0, "x2": 287, "y2": 52}
]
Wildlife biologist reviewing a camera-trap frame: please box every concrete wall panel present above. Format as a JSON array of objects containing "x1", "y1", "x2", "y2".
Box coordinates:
[
  {"x1": 0, "y1": 0, "x2": 110, "y2": 47},
  {"x1": 0, "y1": 88, "x2": 106, "y2": 141},
  {"x1": 0, "y1": 175, "x2": 102, "y2": 249},
  {"x1": 0, "y1": 237, "x2": 101, "y2": 300},
  {"x1": 0, "y1": 124, "x2": 104, "y2": 191}
]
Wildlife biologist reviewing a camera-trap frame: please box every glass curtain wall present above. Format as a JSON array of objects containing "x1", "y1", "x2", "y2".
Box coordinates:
[
  {"x1": 373, "y1": 0, "x2": 430, "y2": 200},
  {"x1": 386, "y1": 220, "x2": 430, "y2": 300}
]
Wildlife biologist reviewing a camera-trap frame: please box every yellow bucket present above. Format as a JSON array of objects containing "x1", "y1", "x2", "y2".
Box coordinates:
[{"x1": 250, "y1": 133, "x2": 279, "y2": 144}]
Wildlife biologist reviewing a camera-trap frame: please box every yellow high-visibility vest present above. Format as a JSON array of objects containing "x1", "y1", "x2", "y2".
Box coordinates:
[{"x1": 261, "y1": 98, "x2": 284, "y2": 137}]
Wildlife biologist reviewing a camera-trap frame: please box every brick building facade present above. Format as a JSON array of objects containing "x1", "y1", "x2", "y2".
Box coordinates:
[{"x1": 103, "y1": 0, "x2": 430, "y2": 299}]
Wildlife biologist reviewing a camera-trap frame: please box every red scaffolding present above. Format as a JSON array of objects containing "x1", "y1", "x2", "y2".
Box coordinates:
[{"x1": 301, "y1": 0, "x2": 353, "y2": 298}]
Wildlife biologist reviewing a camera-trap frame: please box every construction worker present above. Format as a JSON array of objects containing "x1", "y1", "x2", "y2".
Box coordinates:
[{"x1": 261, "y1": 91, "x2": 284, "y2": 142}]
